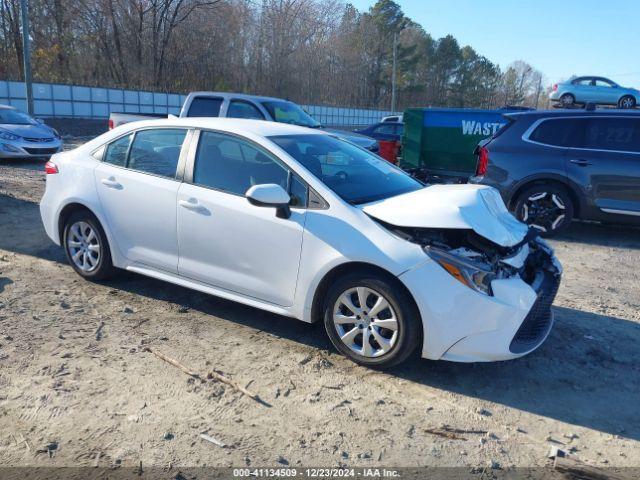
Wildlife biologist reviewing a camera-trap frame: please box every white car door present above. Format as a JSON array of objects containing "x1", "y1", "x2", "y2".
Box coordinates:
[
  {"x1": 94, "y1": 128, "x2": 189, "y2": 272},
  {"x1": 176, "y1": 130, "x2": 307, "y2": 306}
]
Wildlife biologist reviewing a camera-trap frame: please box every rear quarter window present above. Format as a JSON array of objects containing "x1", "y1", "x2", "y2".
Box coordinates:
[
  {"x1": 528, "y1": 118, "x2": 586, "y2": 147},
  {"x1": 584, "y1": 118, "x2": 640, "y2": 153}
]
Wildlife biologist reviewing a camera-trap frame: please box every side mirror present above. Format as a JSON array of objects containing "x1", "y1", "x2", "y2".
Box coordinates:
[
  {"x1": 246, "y1": 184, "x2": 291, "y2": 219},
  {"x1": 35, "y1": 117, "x2": 45, "y2": 124}
]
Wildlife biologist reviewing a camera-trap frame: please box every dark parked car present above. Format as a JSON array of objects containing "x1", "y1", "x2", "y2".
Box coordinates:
[
  {"x1": 354, "y1": 122, "x2": 404, "y2": 143},
  {"x1": 470, "y1": 110, "x2": 640, "y2": 236}
]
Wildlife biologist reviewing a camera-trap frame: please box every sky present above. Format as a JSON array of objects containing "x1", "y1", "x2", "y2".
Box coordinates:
[{"x1": 349, "y1": 0, "x2": 640, "y2": 87}]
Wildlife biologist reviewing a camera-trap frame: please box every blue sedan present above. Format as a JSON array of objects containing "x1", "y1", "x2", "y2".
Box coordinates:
[
  {"x1": 353, "y1": 122, "x2": 404, "y2": 142},
  {"x1": 549, "y1": 76, "x2": 639, "y2": 109}
]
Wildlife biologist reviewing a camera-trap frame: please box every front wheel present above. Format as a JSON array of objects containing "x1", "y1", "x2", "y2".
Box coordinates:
[
  {"x1": 618, "y1": 96, "x2": 636, "y2": 109},
  {"x1": 514, "y1": 184, "x2": 574, "y2": 236},
  {"x1": 323, "y1": 272, "x2": 421, "y2": 368},
  {"x1": 63, "y1": 211, "x2": 116, "y2": 280}
]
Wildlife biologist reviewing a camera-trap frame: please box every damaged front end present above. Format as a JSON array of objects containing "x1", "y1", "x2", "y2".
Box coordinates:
[
  {"x1": 385, "y1": 222, "x2": 559, "y2": 291},
  {"x1": 386, "y1": 222, "x2": 562, "y2": 354}
]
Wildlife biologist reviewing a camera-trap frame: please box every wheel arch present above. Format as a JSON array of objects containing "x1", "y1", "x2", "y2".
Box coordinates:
[
  {"x1": 309, "y1": 261, "x2": 422, "y2": 327},
  {"x1": 508, "y1": 175, "x2": 582, "y2": 218},
  {"x1": 57, "y1": 201, "x2": 121, "y2": 265},
  {"x1": 618, "y1": 94, "x2": 636, "y2": 107}
]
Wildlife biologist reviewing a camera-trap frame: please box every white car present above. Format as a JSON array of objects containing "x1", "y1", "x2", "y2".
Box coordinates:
[{"x1": 40, "y1": 118, "x2": 562, "y2": 368}]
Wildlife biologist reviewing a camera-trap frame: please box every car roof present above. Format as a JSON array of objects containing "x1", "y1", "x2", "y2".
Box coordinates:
[
  {"x1": 116, "y1": 117, "x2": 325, "y2": 137},
  {"x1": 505, "y1": 108, "x2": 640, "y2": 121},
  {"x1": 0, "y1": 104, "x2": 17, "y2": 110},
  {"x1": 188, "y1": 91, "x2": 292, "y2": 103}
]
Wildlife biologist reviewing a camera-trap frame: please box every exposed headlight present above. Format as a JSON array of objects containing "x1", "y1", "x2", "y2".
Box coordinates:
[
  {"x1": 426, "y1": 247, "x2": 496, "y2": 295},
  {"x1": 0, "y1": 130, "x2": 20, "y2": 141}
]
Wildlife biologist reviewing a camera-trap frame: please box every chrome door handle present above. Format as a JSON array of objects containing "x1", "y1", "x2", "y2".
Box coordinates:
[
  {"x1": 569, "y1": 159, "x2": 592, "y2": 166},
  {"x1": 101, "y1": 177, "x2": 122, "y2": 189}
]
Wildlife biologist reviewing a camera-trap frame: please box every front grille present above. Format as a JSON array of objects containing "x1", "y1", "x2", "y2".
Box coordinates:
[
  {"x1": 23, "y1": 147, "x2": 59, "y2": 155},
  {"x1": 509, "y1": 262, "x2": 561, "y2": 354},
  {"x1": 24, "y1": 137, "x2": 54, "y2": 142}
]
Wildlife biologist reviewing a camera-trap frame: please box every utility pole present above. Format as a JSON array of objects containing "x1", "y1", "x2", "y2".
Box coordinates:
[
  {"x1": 534, "y1": 75, "x2": 543, "y2": 109},
  {"x1": 20, "y1": 0, "x2": 34, "y2": 115},
  {"x1": 391, "y1": 32, "x2": 397, "y2": 113}
]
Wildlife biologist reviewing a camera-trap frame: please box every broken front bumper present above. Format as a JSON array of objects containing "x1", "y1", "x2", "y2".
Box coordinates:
[{"x1": 400, "y1": 239, "x2": 562, "y2": 362}]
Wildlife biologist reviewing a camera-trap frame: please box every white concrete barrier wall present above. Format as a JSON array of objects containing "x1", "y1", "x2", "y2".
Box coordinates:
[{"x1": 0, "y1": 80, "x2": 396, "y2": 127}]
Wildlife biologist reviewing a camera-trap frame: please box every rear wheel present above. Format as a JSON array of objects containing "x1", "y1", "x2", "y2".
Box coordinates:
[
  {"x1": 323, "y1": 272, "x2": 421, "y2": 369},
  {"x1": 63, "y1": 211, "x2": 116, "y2": 280},
  {"x1": 559, "y1": 93, "x2": 575, "y2": 107},
  {"x1": 618, "y1": 96, "x2": 636, "y2": 109},
  {"x1": 514, "y1": 184, "x2": 574, "y2": 236}
]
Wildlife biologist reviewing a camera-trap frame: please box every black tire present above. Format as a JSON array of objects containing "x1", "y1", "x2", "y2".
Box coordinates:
[
  {"x1": 618, "y1": 95, "x2": 636, "y2": 109},
  {"x1": 559, "y1": 93, "x2": 575, "y2": 107},
  {"x1": 513, "y1": 184, "x2": 574, "y2": 237},
  {"x1": 63, "y1": 210, "x2": 117, "y2": 280},
  {"x1": 323, "y1": 271, "x2": 421, "y2": 369}
]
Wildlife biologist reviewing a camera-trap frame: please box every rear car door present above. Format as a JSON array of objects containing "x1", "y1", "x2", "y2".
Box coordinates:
[
  {"x1": 94, "y1": 128, "x2": 189, "y2": 272},
  {"x1": 176, "y1": 130, "x2": 307, "y2": 306},
  {"x1": 571, "y1": 78, "x2": 593, "y2": 103},
  {"x1": 565, "y1": 116, "x2": 640, "y2": 219}
]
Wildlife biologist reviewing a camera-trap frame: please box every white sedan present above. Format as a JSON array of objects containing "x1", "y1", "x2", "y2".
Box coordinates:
[{"x1": 40, "y1": 118, "x2": 561, "y2": 368}]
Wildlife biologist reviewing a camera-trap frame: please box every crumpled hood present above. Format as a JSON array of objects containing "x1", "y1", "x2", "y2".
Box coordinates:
[
  {"x1": 0, "y1": 123, "x2": 55, "y2": 139},
  {"x1": 361, "y1": 184, "x2": 529, "y2": 247}
]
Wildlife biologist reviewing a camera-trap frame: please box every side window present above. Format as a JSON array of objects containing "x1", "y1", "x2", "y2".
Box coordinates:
[
  {"x1": 193, "y1": 131, "x2": 289, "y2": 196},
  {"x1": 594, "y1": 79, "x2": 614, "y2": 88},
  {"x1": 374, "y1": 124, "x2": 397, "y2": 135},
  {"x1": 187, "y1": 97, "x2": 223, "y2": 117},
  {"x1": 104, "y1": 133, "x2": 133, "y2": 167},
  {"x1": 227, "y1": 100, "x2": 265, "y2": 120},
  {"x1": 529, "y1": 118, "x2": 586, "y2": 148},
  {"x1": 584, "y1": 118, "x2": 639, "y2": 153},
  {"x1": 128, "y1": 129, "x2": 187, "y2": 178}
]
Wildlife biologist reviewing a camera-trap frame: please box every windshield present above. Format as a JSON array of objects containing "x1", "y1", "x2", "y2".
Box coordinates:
[
  {"x1": 0, "y1": 108, "x2": 36, "y2": 125},
  {"x1": 261, "y1": 101, "x2": 321, "y2": 128},
  {"x1": 270, "y1": 134, "x2": 423, "y2": 204}
]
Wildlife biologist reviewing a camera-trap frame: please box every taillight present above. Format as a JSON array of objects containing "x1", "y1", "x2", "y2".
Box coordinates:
[
  {"x1": 552, "y1": 83, "x2": 558, "y2": 91},
  {"x1": 476, "y1": 146, "x2": 488, "y2": 176},
  {"x1": 45, "y1": 161, "x2": 59, "y2": 174},
  {"x1": 108, "y1": 119, "x2": 114, "y2": 130}
]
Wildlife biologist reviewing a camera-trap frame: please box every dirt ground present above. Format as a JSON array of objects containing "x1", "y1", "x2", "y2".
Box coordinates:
[{"x1": 0, "y1": 148, "x2": 639, "y2": 472}]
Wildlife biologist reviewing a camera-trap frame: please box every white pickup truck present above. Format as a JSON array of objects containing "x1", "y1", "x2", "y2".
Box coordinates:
[{"x1": 108, "y1": 92, "x2": 379, "y2": 152}]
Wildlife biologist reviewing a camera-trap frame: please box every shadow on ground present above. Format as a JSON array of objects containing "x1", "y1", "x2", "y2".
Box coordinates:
[{"x1": 2, "y1": 193, "x2": 639, "y2": 442}]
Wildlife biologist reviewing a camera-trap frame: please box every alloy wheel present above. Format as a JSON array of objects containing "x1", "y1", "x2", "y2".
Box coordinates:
[
  {"x1": 521, "y1": 191, "x2": 566, "y2": 233},
  {"x1": 332, "y1": 286, "x2": 398, "y2": 358},
  {"x1": 67, "y1": 221, "x2": 101, "y2": 272},
  {"x1": 620, "y1": 97, "x2": 635, "y2": 109}
]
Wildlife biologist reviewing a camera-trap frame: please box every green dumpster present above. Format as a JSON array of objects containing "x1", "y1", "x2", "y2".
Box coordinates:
[{"x1": 401, "y1": 108, "x2": 512, "y2": 180}]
